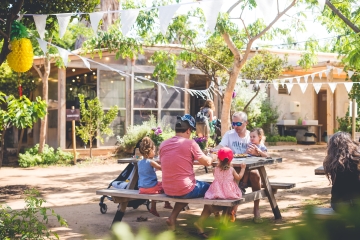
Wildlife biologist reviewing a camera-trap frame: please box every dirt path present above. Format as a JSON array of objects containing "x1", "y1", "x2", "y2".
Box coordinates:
[{"x1": 0, "y1": 148, "x2": 330, "y2": 239}]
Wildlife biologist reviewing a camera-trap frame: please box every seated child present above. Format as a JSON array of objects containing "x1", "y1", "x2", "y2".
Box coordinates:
[
  {"x1": 138, "y1": 136, "x2": 172, "y2": 217},
  {"x1": 246, "y1": 128, "x2": 269, "y2": 157},
  {"x1": 194, "y1": 147, "x2": 246, "y2": 238}
]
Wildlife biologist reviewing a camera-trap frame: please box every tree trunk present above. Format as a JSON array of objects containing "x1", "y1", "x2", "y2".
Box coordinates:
[
  {"x1": 101, "y1": 0, "x2": 120, "y2": 31},
  {"x1": 17, "y1": 129, "x2": 24, "y2": 156},
  {"x1": 89, "y1": 139, "x2": 93, "y2": 159},
  {"x1": 38, "y1": 58, "x2": 50, "y2": 153},
  {"x1": 0, "y1": 129, "x2": 6, "y2": 168}
]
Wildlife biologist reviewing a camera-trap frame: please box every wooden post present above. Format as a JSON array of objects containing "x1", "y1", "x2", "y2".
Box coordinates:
[
  {"x1": 352, "y1": 99, "x2": 356, "y2": 141},
  {"x1": 72, "y1": 106, "x2": 76, "y2": 164}
]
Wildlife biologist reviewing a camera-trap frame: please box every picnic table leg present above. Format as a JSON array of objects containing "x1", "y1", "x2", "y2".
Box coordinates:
[
  {"x1": 111, "y1": 201, "x2": 129, "y2": 226},
  {"x1": 258, "y1": 166, "x2": 282, "y2": 220}
]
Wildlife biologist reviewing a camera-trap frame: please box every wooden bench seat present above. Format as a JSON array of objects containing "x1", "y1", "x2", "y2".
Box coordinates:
[
  {"x1": 96, "y1": 188, "x2": 269, "y2": 207},
  {"x1": 303, "y1": 207, "x2": 336, "y2": 219},
  {"x1": 315, "y1": 166, "x2": 325, "y2": 175}
]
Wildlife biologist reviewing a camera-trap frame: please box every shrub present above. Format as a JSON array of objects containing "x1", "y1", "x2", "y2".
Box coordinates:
[
  {"x1": 266, "y1": 135, "x2": 297, "y2": 143},
  {"x1": 18, "y1": 144, "x2": 74, "y2": 168},
  {"x1": 0, "y1": 189, "x2": 67, "y2": 239}
]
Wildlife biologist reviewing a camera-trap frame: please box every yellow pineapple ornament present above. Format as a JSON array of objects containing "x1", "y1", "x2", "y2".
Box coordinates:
[{"x1": 7, "y1": 21, "x2": 34, "y2": 73}]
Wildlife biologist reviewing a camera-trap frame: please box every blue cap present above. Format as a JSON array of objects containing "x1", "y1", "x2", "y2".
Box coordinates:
[{"x1": 177, "y1": 114, "x2": 196, "y2": 130}]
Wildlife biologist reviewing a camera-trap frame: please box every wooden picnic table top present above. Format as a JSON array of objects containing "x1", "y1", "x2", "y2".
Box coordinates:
[
  {"x1": 117, "y1": 156, "x2": 282, "y2": 169},
  {"x1": 315, "y1": 166, "x2": 325, "y2": 175}
]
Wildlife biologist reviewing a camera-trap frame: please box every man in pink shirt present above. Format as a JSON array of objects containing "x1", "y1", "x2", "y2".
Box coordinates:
[{"x1": 159, "y1": 114, "x2": 214, "y2": 231}]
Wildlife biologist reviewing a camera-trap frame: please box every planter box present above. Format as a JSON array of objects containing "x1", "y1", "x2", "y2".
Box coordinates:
[{"x1": 265, "y1": 141, "x2": 297, "y2": 146}]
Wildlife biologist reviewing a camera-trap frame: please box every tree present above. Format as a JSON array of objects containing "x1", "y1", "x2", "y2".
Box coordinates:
[
  {"x1": 83, "y1": 0, "x2": 301, "y2": 136},
  {"x1": 0, "y1": 93, "x2": 47, "y2": 168},
  {"x1": 76, "y1": 94, "x2": 118, "y2": 158}
]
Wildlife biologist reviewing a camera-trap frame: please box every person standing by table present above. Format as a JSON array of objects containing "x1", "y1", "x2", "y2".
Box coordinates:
[
  {"x1": 323, "y1": 132, "x2": 360, "y2": 211},
  {"x1": 138, "y1": 136, "x2": 173, "y2": 217},
  {"x1": 196, "y1": 99, "x2": 215, "y2": 138},
  {"x1": 159, "y1": 114, "x2": 214, "y2": 231},
  {"x1": 194, "y1": 147, "x2": 246, "y2": 238},
  {"x1": 213, "y1": 111, "x2": 263, "y2": 223}
]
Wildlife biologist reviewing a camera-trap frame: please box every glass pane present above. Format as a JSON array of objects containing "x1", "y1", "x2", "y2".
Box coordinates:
[
  {"x1": 101, "y1": 110, "x2": 126, "y2": 146},
  {"x1": 161, "y1": 110, "x2": 185, "y2": 130},
  {"x1": 134, "y1": 111, "x2": 158, "y2": 126},
  {"x1": 134, "y1": 73, "x2": 158, "y2": 108},
  {"x1": 161, "y1": 75, "x2": 185, "y2": 109},
  {"x1": 99, "y1": 70, "x2": 126, "y2": 108},
  {"x1": 47, "y1": 110, "x2": 58, "y2": 148}
]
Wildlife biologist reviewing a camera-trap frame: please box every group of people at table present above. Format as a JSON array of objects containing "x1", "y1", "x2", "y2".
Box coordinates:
[
  {"x1": 137, "y1": 111, "x2": 269, "y2": 238},
  {"x1": 136, "y1": 109, "x2": 360, "y2": 238}
]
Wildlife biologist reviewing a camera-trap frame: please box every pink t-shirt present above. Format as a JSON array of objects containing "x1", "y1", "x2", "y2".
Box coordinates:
[{"x1": 159, "y1": 136, "x2": 205, "y2": 196}]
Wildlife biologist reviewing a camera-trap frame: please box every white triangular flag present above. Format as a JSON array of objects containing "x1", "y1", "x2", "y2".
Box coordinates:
[
  {"x1": 56, "y1": 47, "x2": 69, "y2": 67},
  {"x1": 348, "y1": 70, "x2": 355, "y2": 79},
  {"x1": 36, "y1": 38, "x2": 48, "y2": 55},
  {"x1": 325, "y1": 69, "x2": 330, "y2": 77},
  {"x1": 286, "y1": 83, "x2": 293, "y2": 94},
  {"x1": 159, "y1": 4, "x2": 180, "y2": 35},
  {"x1": 280, "y1": 78, "x2": 285, "y2": 87},
  {"x1": 328, "y1": 83, "x2": 337, "y2": 93},
  {"x1": 318, "y1": 0, "x2": 326, "y2": 11},
  {"x1": 295, "y1": 77, "x2": 301, "y2": 84},
  {"x1": 344, "y1": 82, "x2": 353, "y2": 93},
  {"x1": 318, "y1": 71, "x2": 323, "y2": 80},
  {"x1": 255, "y1": 80, "x2": 261, "y2": 84},
  {"x1": 337, "y1": 68, "x2": 343, "y2": 76},
  {"x1": 121, "y1": 9, "x2": 140, "y2": 36},
  {"x1": 244, "y1": 79, "x2": 251, "y2": 85},
  {"x1": 327, "y1": 65, "x2": 333, "y2": 70},
  {"x1": 33, "y1": 15, "x2": 48, "y2": 39},
  {"x1": 273, "y1": 83, "x2": 278, "y2": 91},
  {"x1": 256, "y1": 0, "x2": 276, "y2": 24},
  {"x1": 89, "y1": 12, "x2": 104, "y2": 35},
  {"x1": 304, "y1": 75, "x2": 309, "y2": 83},
  {"x1": 199, "y1": 0, "x2": 224, "y2": 33},
  {"x1": 79, "y1": 56, "x2": 91, "y2": 70},
  {"x1": 56, "y1": 14, "x2": 72, "y2": 39},
  {"x1": 299, "y1": 83, "x2": 308, "y2": 94},
  {"x1": 311, "y1": 73, "x2": 315, "y2": 81},
  {"x1": 313, "y1": 83, "x2": 322, "y2": 94},
  {"x1": 288, "y1": 78, "x2": 293, "y2": 83}
]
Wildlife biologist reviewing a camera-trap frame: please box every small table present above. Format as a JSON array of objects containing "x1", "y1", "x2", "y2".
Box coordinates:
[
  {"x1": 117, "y1": 156, "x2": 283, "y2": 220},
  {"x1": 277, "y1": 124, "x2": 323, "y2": 143}
]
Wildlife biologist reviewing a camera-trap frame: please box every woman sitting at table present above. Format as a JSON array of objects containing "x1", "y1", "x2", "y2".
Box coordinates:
[
  {"x1": 138, "y1": 137, "x2": 173, "y2": 217},
  {"x1": 323, "y1": 131, "x2": 360, "y2": 212}
]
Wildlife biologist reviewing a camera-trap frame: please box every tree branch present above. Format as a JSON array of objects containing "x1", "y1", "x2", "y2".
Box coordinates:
[
  {"x1": 325, "y1": 0, "x2": 360, "y2": 33},
  {"x1": 32, "y1": 63, "x2": 44, "y2": 79},
  {"x1": 222, "y1": 32, "x2": 241, "y2": 62},
  {"x1": 227, "y1": 0, "x2": 244, "y2": 14}
]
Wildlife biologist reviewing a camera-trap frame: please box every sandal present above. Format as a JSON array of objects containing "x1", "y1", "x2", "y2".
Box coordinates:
[
  {"x1": 229, "y1": 210, "x2": 236, "y2": 222},
  {"x1": 148, "y1": 209, "x2": 160, "y2": 217},
  {"x1": 197, "y1": 232, "x2": 209, "y2": 239},
  {"x1": 136, "y1": 216, "x2": 148, "y2": 222}
]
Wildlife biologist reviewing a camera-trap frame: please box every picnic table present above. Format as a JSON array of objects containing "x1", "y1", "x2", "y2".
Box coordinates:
[{"x1": 97, "y1": 156, "x2": 290, "y2": 225}]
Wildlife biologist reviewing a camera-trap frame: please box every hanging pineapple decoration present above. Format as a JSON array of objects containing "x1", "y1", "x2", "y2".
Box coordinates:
[{"x1": 6, "y1": 21, "x2": 34, "y2": 97}]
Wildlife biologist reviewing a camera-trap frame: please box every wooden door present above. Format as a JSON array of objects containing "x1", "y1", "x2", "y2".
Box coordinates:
[{"x1": 318, "y1": 90, "x2": 327, "y2": 140}]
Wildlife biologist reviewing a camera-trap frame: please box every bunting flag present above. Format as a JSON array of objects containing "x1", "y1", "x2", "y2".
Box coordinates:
[
  {"x1": 311, "y1": 73, "x2": 315, "y2": 81},
  {"x1": 159, "y1": 4, "x2": 180, "y2": 35},
  {"x1": 295, "y1": 76, "x2": 301, "y2": 84},
  {"x1": 328, "y1": 83, "x2": 337, "y2": 93},
  {"x1": 36, "y1": 38, "x2": 48, "y2": 55},
  {"x1": 279, "y1": 79, "x2": 285, "y2": 87},
  {"x1": 337, "y1": 67, "x2": 343, "y2": 76},
  {"x1": 56, "y1": 14, "x2": 72, "y2": 39},
  {"x1": 304, "y1": 75, "x2": 309, "y2": 83},
  {"x1": 299, "y1": 83, "x2": 308, "y2": 94},
  {"x1": 79, "y1": 56, "x2": 91, "y2": 70},
  {"x1": 33, "y1": 15, "x2": 48, "y2": 39},
  {"x1": 257, "y1": 0, "x2": 276, "y2": 24},
  {"x1": 286, "y1": 83, "x2": 294, "y2": 94},
  {"x1": 288, "y1": 78, "x2": 293, "y2": 83},
  {"x1": 313, "y1": 83, "x2": 322, "y2": 94},
  {"x1": 121, "y1": 9, "x2": 139, "y2": 36},
  {"x1": 325, "y1": 69, "x2": 330, "y2": 77},
  {"x1": 199, "y1": 0, "x2": 224, "y2": 33},
  {"x1": 318, "y1": 71, "x2": 323, "y2": 80},
  {"x1": 56, "y1": 47, "x2": 69, "y2": 67},
  {"x1": 89, "y1": 12, "x2": 104, "y2": 35},
  {"x1": 344, "y1": 82, "x2": 353, "y2": 93},
  {"x1": 318, "y1": 0, "x2": 326, "y2": 12},
  {"x1": 348, "y1": 70, "x2": 355, "y2": 79},
  {"x1": 244, "y1": 79, "x2": 251, "y2": 85}
]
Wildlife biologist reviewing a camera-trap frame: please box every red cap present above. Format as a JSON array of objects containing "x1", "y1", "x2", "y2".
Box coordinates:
[{"x1": 218, "y1": 147, "x2": 233, "y2": 162}]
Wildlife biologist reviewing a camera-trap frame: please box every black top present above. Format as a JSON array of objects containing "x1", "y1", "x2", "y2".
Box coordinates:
[{"x1": 331, "y1": 161, "x2": 360, "y2": 208}]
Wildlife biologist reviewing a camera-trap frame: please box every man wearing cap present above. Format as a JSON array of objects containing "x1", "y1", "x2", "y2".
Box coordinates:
[
  {"x1": 214, "y1": 111, "x2": 262, "y2": 223},
  {"x1": 159, "y1": 114, "x2": 214, "y2": 231}
]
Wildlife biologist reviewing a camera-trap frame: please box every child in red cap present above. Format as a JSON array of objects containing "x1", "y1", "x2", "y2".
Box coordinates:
[{"x1": 194, "y1": 147, "x2": 246, "y2": 238}]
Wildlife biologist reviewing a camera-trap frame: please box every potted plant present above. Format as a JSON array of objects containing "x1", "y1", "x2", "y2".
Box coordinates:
[{"x1": 193, "y1": 136, "x2": 208, "y2": 152}]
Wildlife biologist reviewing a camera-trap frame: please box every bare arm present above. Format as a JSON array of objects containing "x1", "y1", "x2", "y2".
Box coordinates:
[
  {"x1": 197, "y1": 154, "x2": 214, "y2": 167},
  {"x1": 150, "y1": 160, "x2": 162, "y2": 170},
  {"x1": 233, "y1": 163, "x2": 246, "y2": 181},
  {"x1": 246, "y1": 144, "x2": 269, "y2": 157},
  {"x1": 209, "y1": 109, "x2": 214, "y2": 122}
]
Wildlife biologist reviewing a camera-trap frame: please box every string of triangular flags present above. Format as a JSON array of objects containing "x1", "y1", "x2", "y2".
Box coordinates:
[
  {"x1": 36, "y1": 38, "x2": 220, "y2": 100},
  {"x1": 235, "y1": 66, "x2": 358, "y2": 95},
  {"x1": 24, "y1": 0, "x2": 228, "y2": 39}
]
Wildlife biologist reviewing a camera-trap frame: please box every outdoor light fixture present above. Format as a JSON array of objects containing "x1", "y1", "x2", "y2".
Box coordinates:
[
  {"x1": 111, "y1": 80, "x2": 113, "y2": 83},
  {"x1": 76, "y1": 76, "x2": 79, "y2": 79},
  {"x1": 72, "y1": 79, "x2": 75, "y2": 82},
  {"x1": 72, "y1": 69, "x2": 75, "y2": 72},
  {"x1": 93, "y1": 72, "x2": 96, "y2": 75},
  {"x1": 121, "y1": 77, "x2": 124, "y2": 80},
  {"x1": 32, "y1": 80, "x2": 34, "y2": 82},
  {"x1": 105, "y1": 57, "x2": 110, "y2": 61},
  {"x1": 84, "y1": 74, "x2": 87, "y2": 77},
  {"x1": 69, "y1": 88, "x2": 73, "y2": 91}
]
